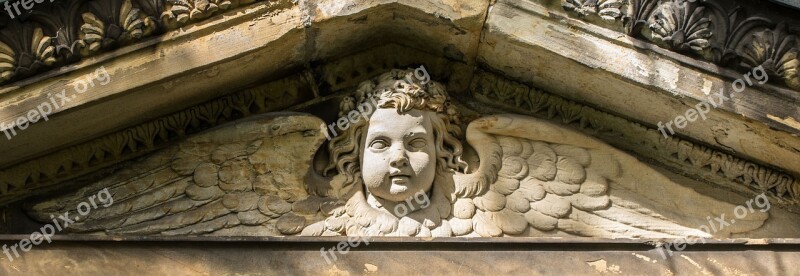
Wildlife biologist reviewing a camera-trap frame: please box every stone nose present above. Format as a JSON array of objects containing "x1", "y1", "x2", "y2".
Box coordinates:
[{"x1": 389, "y1": 148, "x2": 409, "y2": 168}]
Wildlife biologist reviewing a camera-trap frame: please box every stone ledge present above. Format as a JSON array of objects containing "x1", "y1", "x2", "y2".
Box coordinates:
[{"x1": 0, "y1": 237, "x2": 797, "y2": 275}]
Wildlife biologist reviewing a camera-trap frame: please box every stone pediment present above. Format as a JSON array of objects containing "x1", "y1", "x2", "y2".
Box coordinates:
[
  {"x1": 0, "y1": 0, "x2": 798, "y2": 274},
  {"x1": 0, "y1": 0, "x2": 798, "y2": 207}
]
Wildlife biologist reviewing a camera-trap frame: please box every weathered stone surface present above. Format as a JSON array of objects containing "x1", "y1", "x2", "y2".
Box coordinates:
[
  {"x1": 479, "y1": 0, "x2": 800, "y2": 177},
  {"x1": 1, "y1": 0, "x2": 797, "y2": 210},
  {"x1": 0, "y1": 0, "x2": 797, "y2": 273},
  {"x1": 0, "y1": 1, "x2": 306, "y2": 167},
  {"x1": 312, "y1": 0, "x2": 488, "y2": 64}
]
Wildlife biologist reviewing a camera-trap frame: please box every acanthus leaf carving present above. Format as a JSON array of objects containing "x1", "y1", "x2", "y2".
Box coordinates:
[
  {"x1": 32, "y1": 27, "x2": 57, "y2": 67},
  {"x1": 624, "y1": 0, "x2": 659, "y2": 35},
  {"x1": 29, "y1": 0, "x2": 89, "y2": 61},
  {"x1": 705, "y1": 5, "x2": 770, "y2": 65}
]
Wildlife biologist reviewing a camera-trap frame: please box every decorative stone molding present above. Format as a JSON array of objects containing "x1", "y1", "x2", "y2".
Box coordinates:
[
  {"x1": 0, "y1": 73, "x2": 313, "y2": 204},
  {"x1": 0, "y1": 0, "x2": 268, "y2": 85},
  {"x1": 470, "y1": 70, "x2": 800, "y2": 208},
  {"x1": 557, "y1": 0, "x2": 800, "y2": 91}
]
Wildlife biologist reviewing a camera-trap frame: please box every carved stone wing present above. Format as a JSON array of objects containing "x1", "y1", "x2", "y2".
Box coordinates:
[
  {"x1": 28, "y1": 113, "x2": 338, "y2": 236},
  {"x1": 456, "y1": 115, "x2": 769, "y2": 238}
]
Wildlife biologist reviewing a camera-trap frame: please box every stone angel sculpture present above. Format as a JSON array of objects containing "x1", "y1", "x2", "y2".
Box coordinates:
[{"x1": 28, "y1": 69, "x2": 769, "y2": 238}]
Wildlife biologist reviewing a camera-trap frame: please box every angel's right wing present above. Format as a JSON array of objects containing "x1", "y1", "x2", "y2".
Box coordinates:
[
  {"x1": 456, "y1": 115, "x2": 769, "y2": 238},
  {"x1": 28, "y1": 113, "x2": 341, "y2": 236}
]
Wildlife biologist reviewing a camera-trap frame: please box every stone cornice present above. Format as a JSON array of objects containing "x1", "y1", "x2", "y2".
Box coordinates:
[{"x1": 552, "y1": 0, "x2": 800, "y2": 92}]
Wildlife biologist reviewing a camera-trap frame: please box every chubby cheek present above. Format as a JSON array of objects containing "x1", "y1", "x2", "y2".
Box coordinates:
[
  {"x1": 408, "y1": 149, "x2": 435, "y2": 194},
  {"x1": 408, "y1": 152, "x2": 431, "y2": 173},
  {"x1": 408, "y1": 150, "x2": 434, "y2": 177},
  {"x1": 361, "y1": 152, "x2": 389, "y2": 188}
]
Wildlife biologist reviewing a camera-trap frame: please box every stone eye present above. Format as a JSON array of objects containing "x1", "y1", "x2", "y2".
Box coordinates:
[
  {"x1": 409, "y1": 139, "x2": 427, "y2": 149},
  {"x1": 370, "y1": 140, "x2": 389, "y2": 150}
]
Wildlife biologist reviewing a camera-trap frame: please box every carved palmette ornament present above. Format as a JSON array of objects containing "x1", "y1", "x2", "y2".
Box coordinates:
[
  {"x1": 562, "y1": 0, "x2": 624, "y2": 21},
  {"x1": 0, "y1": 41, "x2": 16, "y2": 82},
  {"x1": 162, "y1": 0, "x2": 232, "y2": 28},
  {"x1": 0, "y1": 25, "x2": 57, "y2": 82},
  {"x1": 79, "y1": 0, "x2": 160, "y2": 56},
  {"x1": 739, "y1": 24, "x2": 800, "y2": 90},
  {"x1": 28, "y1": 70, "x2": 770, "y2": 238},
  {"x1": 647, "y1": 0, "x2": 712, "y2": 54},
  {"x1": 561, "y1": 0, "x2": 800, "y2": 91},
  {"x1": 0, "y1": 0, "x2": 264, "y2": 85}
]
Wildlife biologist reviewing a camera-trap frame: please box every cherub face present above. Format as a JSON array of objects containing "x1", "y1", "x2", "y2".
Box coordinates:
[{"x1": 360, "y1": 108, "x2": 437, "y2": 202}]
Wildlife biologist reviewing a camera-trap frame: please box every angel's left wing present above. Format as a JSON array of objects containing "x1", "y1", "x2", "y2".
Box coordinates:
[
  {"x1": 27, "y1": 113, "x2": 341, "y2": 236},
  {"x1": 455, "y1": 115, "x2": 769, "y2": 238}
]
